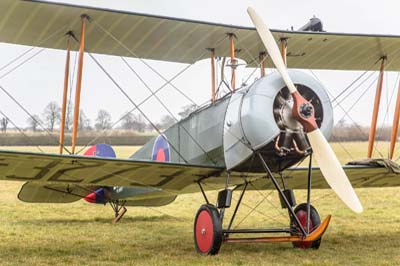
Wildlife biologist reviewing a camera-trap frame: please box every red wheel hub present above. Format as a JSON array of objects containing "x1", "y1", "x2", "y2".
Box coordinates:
[
  {"x1": 195, "y1": 210, "x2": 214, "y2": 253},
  {"x1": 294, "y1": 209, "x2": 314, "y2": 248}
]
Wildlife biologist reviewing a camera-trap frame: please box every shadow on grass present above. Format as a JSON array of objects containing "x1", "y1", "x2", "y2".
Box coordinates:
[{"x1": 17, "y1": 214, "x2": 183, "y2": 225}]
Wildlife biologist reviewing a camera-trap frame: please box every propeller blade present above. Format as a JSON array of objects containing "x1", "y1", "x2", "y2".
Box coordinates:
[
  {"x1": 247, "y1": 7, "x2": 363, "y2": 213},
  {"x1": 308, "y1": 130, "x2": 363, "y2": 213},
  {"x1": 247, "y1": 7, "x2": 297, "y2": 94}
]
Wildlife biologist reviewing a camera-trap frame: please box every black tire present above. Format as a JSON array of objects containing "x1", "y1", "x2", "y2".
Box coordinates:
[
  {"x1": 194, "y1": 204, "x2": 223, "y2": 255},
  {"x1": 290, "y1": 203, "x2": 321, "y2": 249}
]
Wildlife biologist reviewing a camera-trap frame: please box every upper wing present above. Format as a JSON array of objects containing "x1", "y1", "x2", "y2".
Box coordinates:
[{"x1": 1, "y1": 0, "x2": 400, "y2": 70}]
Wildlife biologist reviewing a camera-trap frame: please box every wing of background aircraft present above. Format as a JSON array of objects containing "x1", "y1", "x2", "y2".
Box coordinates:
[{"x1": 0, "y1": 0, "x2": 399, "y2": 202}]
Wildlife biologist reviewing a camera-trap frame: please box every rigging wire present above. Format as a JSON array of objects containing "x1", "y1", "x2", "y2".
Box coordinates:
[
  {"x1": 0, "y1": 84, "x2": 72, "y2": 154},
  {"x1": 331, "y1": 59, "x2": 380, "y2": 103},
  {"x1": 0, "y1": 25, "x2": 67, "y2": 77},
  {"x1": 0, "y1": 26, "x2": 73, "y2": 154},
  {"x1": 74, "y1": 33, "x2": 230, "y2": 155},
  {"x1": 309, "y1": 70, "x2": 384, "y2": 158},
  {"x1": 332, "y1": 71, "x2": 376, "y2": 109},
  {"x1": 0, "y1": 109, "x2": 44, "y2": 153},
  {"x1": 0, "y1": 48, "x2": 46, "y2": 81},
  {"x1": 376, "y1": 71, "x2": 396, "y2": 158},
  {"x1": 92, "y1": 20, "x2": 199, "y2": 107},
  {"x1": 75, "y1": 59, "x2": 199, "y2": 155},
  {"x1": 85, "y1": 52, "x2": 190, "y2": 163},
  {"x1": 66, "y1": 50, "x2": 79, "y2": 132},
  {"x1": 121, "y1": 57, "x2": 218, "y2": 165}
]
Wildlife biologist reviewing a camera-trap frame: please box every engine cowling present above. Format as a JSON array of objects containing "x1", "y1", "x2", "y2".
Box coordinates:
[{"x1": 223, "y1": 70, "x2": 333, "y2": 171}]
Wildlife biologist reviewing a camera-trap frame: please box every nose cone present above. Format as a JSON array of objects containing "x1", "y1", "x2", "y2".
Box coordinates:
[
  {"x1": 83, "y1": 192, "x2": 97, "y2": 203},
  {"x1": 84, "y1": 188, "x2": 107, "y2": 204}
]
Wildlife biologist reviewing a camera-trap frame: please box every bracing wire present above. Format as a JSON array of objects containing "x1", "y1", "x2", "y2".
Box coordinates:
[
  {"x1": 92, "y1": 20, "x2": 199, "y2": 107},
  {"x1": 0, "y1": 109, "x2": 44, "y2": 153},
  {"x1": 0, "y1": 84, "x2": 72, "y2": 154},
  {"x1": 73, "y1": 32, "x2": 230, "y2": 156},
  {"x1": 0, "y1": 26, "x2": 73, "y2": 154},
  {"x1": 121, "y1": 57, "x2": 217, "y2": 165},
  {"x1": 85, "y1": 52, "x2": 190, "y2": 164}
]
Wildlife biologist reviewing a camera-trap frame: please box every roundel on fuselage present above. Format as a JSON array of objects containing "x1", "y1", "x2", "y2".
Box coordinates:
[{"x1": 151, "y1": 134, "x2": 170, "y2": 162}]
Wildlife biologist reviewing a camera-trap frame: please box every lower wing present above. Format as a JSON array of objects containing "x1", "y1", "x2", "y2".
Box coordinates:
[{"x1": 1, "y1": 150, "x2": 397, "y2": 204}]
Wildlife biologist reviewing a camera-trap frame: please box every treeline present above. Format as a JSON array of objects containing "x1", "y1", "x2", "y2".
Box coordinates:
[
  {"x1": 330, "y1": 124, "x2": 394, "y2": 142},
  {"x1": 2, "y1": 100, "x2": 391, "y2": 143},
  {"x1": 0, "y1": 101, "x2": 198, "y2": 134}
]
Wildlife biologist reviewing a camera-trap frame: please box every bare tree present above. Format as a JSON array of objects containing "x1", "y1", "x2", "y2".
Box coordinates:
[
  {"x1": 121, "y1": 113, "x2": 134, "y2": 130},
  {"x1": 122, "y1": 113, "x2": 147, "y2": 132},
  {"x1": 178, "y1": 104, "x2": 197, "y2": 119},
  {"x1": 95, "y1": 109, "x2": 112, "y2": 130},
  {"x1": 1, "y1": 117, "x2": 8, "y2": 133},
  {"x1": 158, "y1": 115, "x2": 175, "y2": 130},
  {"x1": 27, "y1": 115, "x2": 41, "y2": 132},
  {"x1": 78, "y1": 109, "x2": 91, "y2": 130},
  {"x1": 43, "y1": 101, "x2": 61, "y2": 132},
  {"x1": 64, "y1": 99, "x2": 73, "y2": 131}
]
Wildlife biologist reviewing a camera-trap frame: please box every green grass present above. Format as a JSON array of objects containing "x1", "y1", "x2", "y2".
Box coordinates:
[{"x1": 0, "y1": 144, "x2": 399, "y2": 265}]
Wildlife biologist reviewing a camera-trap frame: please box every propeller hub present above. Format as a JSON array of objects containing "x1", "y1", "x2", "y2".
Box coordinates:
[
  {"x1": 300, "y1": 103, "x2": 314, "y2": 118},
  {"x1": 292, "y1": 91, "x2": 318, "y2": 133}
]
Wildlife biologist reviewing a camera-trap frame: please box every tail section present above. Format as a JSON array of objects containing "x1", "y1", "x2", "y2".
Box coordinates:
[{"x1": 151, "y1": 134, "x2": 170, "y2": 162}]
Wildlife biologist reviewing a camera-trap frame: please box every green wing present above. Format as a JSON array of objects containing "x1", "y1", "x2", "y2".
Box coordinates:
[
  {"x1": 1, "y1": 0, "x2": 400, "y2": 70},
  {"x1": 250, "y1": 159, "x2": 400, "y2": 190},
  {"x1": 3, "y1": 150, "x2": 398, "y2": 204},
  {"x1": 0, "y1": 150, "x2": 224, "y2": 192}
]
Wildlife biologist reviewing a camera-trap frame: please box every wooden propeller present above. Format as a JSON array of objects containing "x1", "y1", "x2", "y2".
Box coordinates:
[{"x1": 247, "y1": 7, "x2": 363, "y2": 213}]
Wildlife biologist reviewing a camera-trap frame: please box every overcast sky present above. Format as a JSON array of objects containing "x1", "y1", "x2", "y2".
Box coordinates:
[{"x1": 1, "y1": 0, "x2": 400, "y2": 130}]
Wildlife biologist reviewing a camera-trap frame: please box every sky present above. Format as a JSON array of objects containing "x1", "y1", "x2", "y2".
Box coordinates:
[{"x1": 1, "y1": 0, "x2": 400, "y2": 129}]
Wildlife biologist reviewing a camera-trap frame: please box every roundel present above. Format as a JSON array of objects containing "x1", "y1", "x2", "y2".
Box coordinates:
[
  {"x1": 83, "y1": 144, "x2": 116, "y2": 158},
  {"x1": 151, "y1": 135, "x2": 170, "y2": 162}
]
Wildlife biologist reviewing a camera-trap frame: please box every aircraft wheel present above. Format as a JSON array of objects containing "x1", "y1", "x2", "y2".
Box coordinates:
[
  {"x1": 194, "y1": 204, "x2": 222, "y2": 255},
  {"x1": 291, "y1": 203, "x2": 321, "y2": 249}
]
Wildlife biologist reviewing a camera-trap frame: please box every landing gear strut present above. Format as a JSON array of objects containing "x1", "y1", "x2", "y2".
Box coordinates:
[
  {"x1": 110, "y1": 200, "x2": 127, "y2": 224},
  {"x1": 193, "y1": 152, "x2": 330, "y2": 255}
]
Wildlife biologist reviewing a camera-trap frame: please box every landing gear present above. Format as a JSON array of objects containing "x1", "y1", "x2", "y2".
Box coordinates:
[
  {"x1": 193, "y1": 151, "x2": 331, "y2": 255},
  {"x1": 194, "y1": 204, "x2": 223, "y2": 255},
  {"x1": 110, "y1": 200, "x2": 127, "y2": 224},
  {"x1": 291, "y1": 203, "x2": 321, "y2": 249}
]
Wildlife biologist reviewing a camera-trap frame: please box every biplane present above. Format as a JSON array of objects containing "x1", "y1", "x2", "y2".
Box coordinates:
[{"x1": 0, "y1": 0, "x2": 400, "y2": 255}]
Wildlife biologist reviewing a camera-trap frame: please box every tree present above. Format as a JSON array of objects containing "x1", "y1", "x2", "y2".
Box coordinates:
[
  {"x1": 178, "y1": 104, "x2": 197, "y2": 119},
  {"x1": 43, "y1": 101, "x2": 61, "y2": 132},
  {"x1": 158, "y1": 115, "x2": 175, "y2": 130},
  {"x1": 1, "y1": 117, "x2": 8, "y2": 133},
  {"x1": 27, "y1": 115, "x2": 41, "y2": 132},
  {"x1": 95, "y1": 109, "x2": 112, "y2": 130},
  {"x1": 78, "y1": 109, "x2": 92, "y2": 130},
  {"x1": 121, "y1": 113, "x2": 147, "y2": 132},
  {"x1": 64, "y1": 99, "x2": 73, "y2": 131}
]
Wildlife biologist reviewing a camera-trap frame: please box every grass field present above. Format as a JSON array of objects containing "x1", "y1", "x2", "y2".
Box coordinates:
[{"x1": 0, "y1": 143, "x2": 399, "y2": 265}]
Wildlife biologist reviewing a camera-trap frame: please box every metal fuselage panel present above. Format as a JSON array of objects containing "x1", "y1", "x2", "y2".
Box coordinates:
[
  {"x1": 131, "y1": 96, "x2": 231, "y2": 167},
  {"x1": 131, "y1": 70, "x2": 333, "y2": 173}
]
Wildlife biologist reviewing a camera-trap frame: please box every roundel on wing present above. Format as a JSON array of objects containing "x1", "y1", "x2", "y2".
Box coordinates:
[{"x1": 151, "y1": 135, "x2": 170, "y2": 162}]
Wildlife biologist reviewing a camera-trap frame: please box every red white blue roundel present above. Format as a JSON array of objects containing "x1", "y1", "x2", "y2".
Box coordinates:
[{"x1": 152, "y1": 134, "x2": 170, "y2": 162}]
